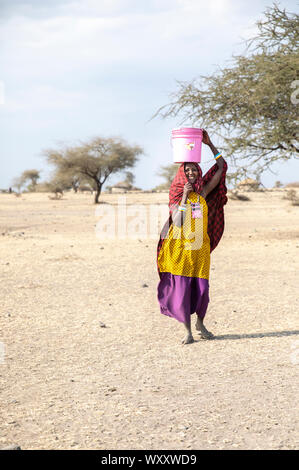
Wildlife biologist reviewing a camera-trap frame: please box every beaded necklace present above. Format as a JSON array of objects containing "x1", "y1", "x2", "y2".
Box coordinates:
[{"x1": 187, "y1": 194, "x2": 203, "y2": 219}]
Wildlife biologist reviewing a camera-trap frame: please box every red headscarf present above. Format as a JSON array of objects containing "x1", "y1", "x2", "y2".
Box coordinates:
[{"x1": 169, "y1": 162, "x2": 203, "y2": 214}]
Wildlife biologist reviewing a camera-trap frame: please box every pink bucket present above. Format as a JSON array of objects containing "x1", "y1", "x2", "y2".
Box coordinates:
[{"x1": 171, "y1": 127, "x2": 203, "y2": 163}]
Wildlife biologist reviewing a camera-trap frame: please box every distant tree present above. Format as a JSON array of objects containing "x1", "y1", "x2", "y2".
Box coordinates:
[
  {"x1": 154, "y1": 3, "x2": 299, "y2": 180},
  {"x1": 11, "y1": 175, "x2": 24, "y2": 194},
  {"x1": 155, "y1": 164, "x2": 180, "y2": 190},
  {"x1": 43, "y1": 137, "x2": 143, "y2": 203},
  {"x1": 12, "y1": 169, "x2": 40, "y2": 192},
  {"x1": 124, "y1": 171, "x2": 135, "y2": 185},
  {"x1": 23, "y1": 169, "x2": 40, "y2": 191},
  {"x1": 274, "y1": 180, "x2": 283, "y2": 188}
]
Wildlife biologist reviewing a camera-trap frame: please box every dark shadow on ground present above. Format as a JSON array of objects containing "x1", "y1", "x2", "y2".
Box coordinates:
[{"x1": 210, "y1": 330, "x2": 299, "y2": 341}]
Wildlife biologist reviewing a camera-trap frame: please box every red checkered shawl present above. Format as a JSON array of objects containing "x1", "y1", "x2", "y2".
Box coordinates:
[{"x1": 157, "y1": 160, "x2": 228, "y2": 277}]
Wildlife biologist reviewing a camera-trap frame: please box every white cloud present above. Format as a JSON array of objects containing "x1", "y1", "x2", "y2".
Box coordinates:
[
  {"x1": 0, "y1": 0, "x2": 254, "y2": 84},
  {"x1": 0, "y1": 0, "x2": 267, "y2": 121},
  {"x1": 0, "y1": 0, "x2": 176, "y2": 19},
  {"x1": 1, "y1": 0, "x2": 296, "y2": 189}
]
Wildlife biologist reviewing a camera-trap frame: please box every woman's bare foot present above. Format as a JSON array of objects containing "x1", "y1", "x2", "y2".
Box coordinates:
[
  {"x1": 182, "y1": 320, "x2": 194, "y2": 344},
  {"x1": 195, "y1": 317, "x2": 214, "y2": 339},
  {"x1": 182, "y1": 333, "x2": 194, "y2": 344}
]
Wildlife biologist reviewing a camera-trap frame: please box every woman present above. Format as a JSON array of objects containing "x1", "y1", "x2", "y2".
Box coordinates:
[{"x1": 157, "y1": 130, "x2": 228, "y2": 344}]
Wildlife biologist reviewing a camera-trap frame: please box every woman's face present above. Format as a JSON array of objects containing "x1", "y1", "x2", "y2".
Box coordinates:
[{"x1": 184, "y1": 163, "x2": 199, "y2": 184}]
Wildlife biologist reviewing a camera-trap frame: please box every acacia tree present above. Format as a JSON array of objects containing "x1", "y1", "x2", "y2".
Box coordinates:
[
  {"x1": 154, "y1": 3, "x2": 299, "y2": 183},
  {"x1": 44, "y1": 137, "x2": 143, "y2": 203},
  {"x1": 12, "y1": 169, "x2": 40, "y2": 192},
  {"x1": 11, "y1": 175, "x2": 24, "y2": 194},
  {"x1": 49, "y1": 169, "x2": 82, "y2": 193}
]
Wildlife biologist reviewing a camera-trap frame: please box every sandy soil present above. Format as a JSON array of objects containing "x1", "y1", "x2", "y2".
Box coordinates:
[{"x1": 0, "y1": 190, "x2": 298, "y2": 450}]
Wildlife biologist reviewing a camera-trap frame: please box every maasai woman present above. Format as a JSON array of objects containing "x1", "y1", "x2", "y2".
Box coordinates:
[{"x1": 157, "y1": 130, "x2": 228, "y2": 344}]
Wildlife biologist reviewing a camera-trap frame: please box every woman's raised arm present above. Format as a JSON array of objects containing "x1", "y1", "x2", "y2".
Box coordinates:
[{"x1": 201, "y1": 129, "x2": 225, "y2": 198}]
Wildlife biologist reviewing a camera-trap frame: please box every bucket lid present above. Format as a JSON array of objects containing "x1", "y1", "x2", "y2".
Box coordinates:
[
  {"x1": 172, "y1": 127, "x2": 202, "y2": 131},
  {"x1": 172, "y1": 127, "x2": 202, "y2": 137}
]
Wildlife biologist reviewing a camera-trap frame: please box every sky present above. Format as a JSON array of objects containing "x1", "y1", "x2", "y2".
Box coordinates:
[{"x1": 0, "y1": 0, "x2": 298, "y2": 191}]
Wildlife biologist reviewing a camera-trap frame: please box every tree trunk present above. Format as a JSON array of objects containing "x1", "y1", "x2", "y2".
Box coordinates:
[{"x1": 94, "y1": 182, "x2": 102, "y2": 203}]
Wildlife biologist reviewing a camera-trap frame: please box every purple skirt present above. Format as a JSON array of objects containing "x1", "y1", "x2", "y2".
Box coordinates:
[{"x1": 157, "y1": 272, "x2": 210, "y2": 324}]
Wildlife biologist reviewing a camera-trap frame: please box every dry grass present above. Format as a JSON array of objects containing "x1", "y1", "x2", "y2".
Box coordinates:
[
  {"x1": 282, "y1": 189, "x2": 297, "y2": 199},
  {"x1": 0, "y1": 191, "x2": 298, "y2": 450},
  {"x1": 282, "y1": 189, "x2": 299, "y2": 206}
]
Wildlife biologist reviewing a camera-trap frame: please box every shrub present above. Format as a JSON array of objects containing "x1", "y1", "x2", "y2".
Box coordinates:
[{"x1": 285, "y1": 181, "x2": 299, "y2": 188}]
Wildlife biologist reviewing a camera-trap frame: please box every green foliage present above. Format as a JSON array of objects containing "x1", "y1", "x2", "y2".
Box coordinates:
[{"x1": 154, "y1": 3, "x2": 299, "y2": 180}]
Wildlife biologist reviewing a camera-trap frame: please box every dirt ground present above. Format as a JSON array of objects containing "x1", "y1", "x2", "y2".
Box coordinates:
[{"x1": 0, "y1": 189, "x2": 298, "y2": 450}]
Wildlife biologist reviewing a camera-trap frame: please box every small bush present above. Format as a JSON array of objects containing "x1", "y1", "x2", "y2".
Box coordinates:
[
  {"x1": 48, "y1": 194, "x2": 63, "y2": 200},
  {"x1": 228, "y1": 190, "x2": 250, "y2": 201},
  {"x1": 283, "y1": 189, "x2": 297, "y2": 200},
  {"x1": 285, "y1": 182, "x2": 299, "y2": 188},
  {"x1": 282, "y1": 188, "x2": 299, "y2": 206}
]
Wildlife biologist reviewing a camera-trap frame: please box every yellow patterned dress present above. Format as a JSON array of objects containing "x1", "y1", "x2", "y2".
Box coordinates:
[
  {"x1": 158, "y1": 192, "x2": 210, "y2": 279},
  {"x1": 157, "y1": 192, "x2": 211, "y2": 323}
]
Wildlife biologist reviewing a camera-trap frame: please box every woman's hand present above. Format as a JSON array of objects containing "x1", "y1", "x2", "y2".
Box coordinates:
[
  {"x1": 182, "y1": 182, "x2": 193, "y2": 201},
  {"x1": 202, "y1": 129, "x2": 212, "y2": 146},
  {"x1": 173, "y1": 182, "x2": 192, "y2": 227}
]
